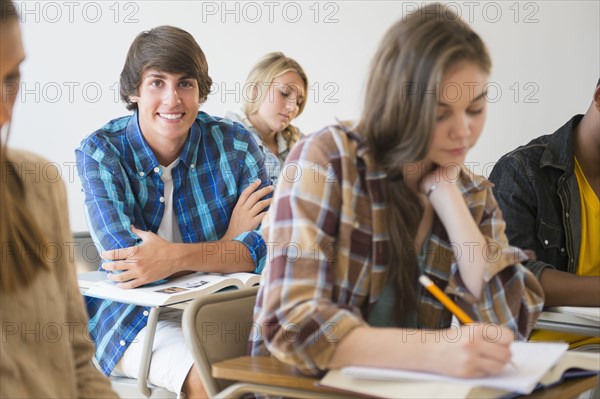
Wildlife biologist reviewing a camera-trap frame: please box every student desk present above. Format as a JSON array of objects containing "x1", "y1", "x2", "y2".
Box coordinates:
[
  {"x1": 79, "y1": 274, "x2": 189, "y2": 398},
  {"x1": 212, "y1": 356, "x2": 599, "y2": 398}
]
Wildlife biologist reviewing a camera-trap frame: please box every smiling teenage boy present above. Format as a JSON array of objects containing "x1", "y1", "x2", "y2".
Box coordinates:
[{"x1": 75, "y1": 26, "x2": 272, "y2": 397}]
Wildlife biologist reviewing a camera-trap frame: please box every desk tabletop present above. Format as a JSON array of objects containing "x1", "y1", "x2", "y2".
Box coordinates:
[
  {"x1": 213, "y1": 356, "x2": 599, "y2": 398},
  {"x1": 77, "y1": 271, "x2": 199, "y2": 309},
  {"x1": 213, "y1": 356, "x2": 325, "y2": 393}
]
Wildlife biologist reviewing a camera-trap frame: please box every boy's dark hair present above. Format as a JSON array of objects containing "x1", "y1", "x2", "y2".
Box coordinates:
[{"x1": 120, "y1": 25, "x2": 213, "y2": 110}]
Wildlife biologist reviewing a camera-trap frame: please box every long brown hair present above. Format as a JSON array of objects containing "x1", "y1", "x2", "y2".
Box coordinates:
[
  {"x1": 0, "y1": 0, "x2": 50, "y2": 292},
  {"x1": 356, "y1": 3, "x2": 491, "y2": 322},
  {"x1": 243, "y1": 52, "x2": 308, "y2": 150}
]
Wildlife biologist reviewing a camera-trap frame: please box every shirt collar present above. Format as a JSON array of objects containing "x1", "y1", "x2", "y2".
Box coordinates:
[
  {"x1": 125, "y1": 111, "x2": 202, "y2": 176},
  {"x1": 540, "y1": 114, "x2": 582, "y2": 172},
  {"x1": 125, "y1": 111, "x2": 159, "y2": 176},
  {"x1": 457, "y1": 165, "x2": 492, "y2": 196},
  {"x1": 178, "y1": 115, "x2": 201, "y2": 170},
  {"x1": 275, "y1": 132, "x2": 288, "y2": 155},
  {"x1": 231, "y1": 109, "x2": 288, "y2": 157}
]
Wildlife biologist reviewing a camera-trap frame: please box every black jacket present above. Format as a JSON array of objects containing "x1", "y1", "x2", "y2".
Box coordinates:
[{"x1": 489, "y1": 115, "x2": 583, "y2": 278}]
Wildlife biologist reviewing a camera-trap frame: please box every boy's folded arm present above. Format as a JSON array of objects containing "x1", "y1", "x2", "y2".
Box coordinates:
[{"x1": 75, "y1": 146, "x2": 141, "y2": 262}]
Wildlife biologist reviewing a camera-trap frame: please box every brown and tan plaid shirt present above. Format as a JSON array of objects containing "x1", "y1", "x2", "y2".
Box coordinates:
[{"x1": 251, "y1": 124, "x2": 544, "y2": 375}]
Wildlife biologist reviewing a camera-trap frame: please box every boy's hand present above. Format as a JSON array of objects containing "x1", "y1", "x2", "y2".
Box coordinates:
[
  {"x1": 101, "y1": 226, "x2": 174, "y2": 289},
  {"x1": 222, "y1": 179, "x2": 274, "y2": 241}
]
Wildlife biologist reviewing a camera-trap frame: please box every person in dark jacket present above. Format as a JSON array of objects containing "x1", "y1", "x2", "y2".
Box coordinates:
[{"x1": 489, "y1": 79, "x2": 599, "y2": 348}]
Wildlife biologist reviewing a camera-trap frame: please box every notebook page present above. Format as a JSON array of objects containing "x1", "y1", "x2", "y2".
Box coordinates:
[{"x1": 343, "y1": 342, "x2": 568, "y2": 394}]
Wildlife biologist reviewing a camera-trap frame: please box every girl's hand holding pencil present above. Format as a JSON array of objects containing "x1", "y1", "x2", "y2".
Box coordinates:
[{"x1": 419, "y1": 274, "x2": 518, "y2": 372}]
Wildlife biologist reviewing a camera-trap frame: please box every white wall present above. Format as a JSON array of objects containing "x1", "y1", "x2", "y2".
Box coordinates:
[{"x1": 8, "y1": 0, "x2": 599, "y2": 232}]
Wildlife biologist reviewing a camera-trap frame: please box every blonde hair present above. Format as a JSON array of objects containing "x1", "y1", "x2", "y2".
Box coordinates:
[
  {"x1": 356, "y1": 3, "x2": 491, "y2": 322},
  {"x1": 243, "y1": 52, "x2": 308, "y2": 150},
  {"x1": 1, "y1": 0, "x2": 50, "y2": 292}
]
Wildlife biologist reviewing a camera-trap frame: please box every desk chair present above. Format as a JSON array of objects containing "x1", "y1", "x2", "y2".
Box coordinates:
[
  {"x1": 86, "y1": 303, "x2": 176, "y2": 398},
  {"x1": 75, "y1": 233, "x2": 176, "y2": 398},
  {"x1": 182, "y1": 288, "x2": 334, "y2": 398},
  {"x1": 108, "y1": 377, "x2": 175, "y2": 399},
  {"x1": 72, "y1": 231, "x2": 101, "y2": 272},
  {"x1": 103, "y1": 307, "x2": 176, "y2": 399}
]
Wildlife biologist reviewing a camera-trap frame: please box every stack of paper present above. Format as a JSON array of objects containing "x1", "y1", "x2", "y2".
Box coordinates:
[{"x1": 551, "y1": 307, "x2": 600, "y2": 323}]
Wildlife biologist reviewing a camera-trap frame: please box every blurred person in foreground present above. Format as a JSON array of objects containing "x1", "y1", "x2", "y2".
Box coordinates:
[{"x1": 0, "y1": 0, "x2": 118, "y2": 397}]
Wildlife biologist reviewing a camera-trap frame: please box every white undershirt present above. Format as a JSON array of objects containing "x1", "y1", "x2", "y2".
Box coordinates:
[{"x1": 156, "y1": 158, "x2": 183, "y2": 244}]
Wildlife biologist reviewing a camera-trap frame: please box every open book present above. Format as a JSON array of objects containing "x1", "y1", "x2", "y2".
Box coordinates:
[
  {"x1": 320, "y1": 342, "x2": 599, "y2": 398},
  {"x1": 78, "y1": 271, "x2": 260, "y2": 307}
]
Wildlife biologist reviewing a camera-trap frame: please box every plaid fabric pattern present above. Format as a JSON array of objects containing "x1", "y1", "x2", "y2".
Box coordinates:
[
  {"x1": 251, "y1": 124, "x2": 544, "y2": 375},
  {"x1": 224, "y1": 110, "x2": 299, "y2": 187},
  {"x1": 76, "y1": 111, "x2": 269, "y2": 375}
]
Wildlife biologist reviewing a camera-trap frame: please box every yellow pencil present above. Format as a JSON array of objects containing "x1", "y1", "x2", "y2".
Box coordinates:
[
  {"x1": 418, "y1": 274, "x2": 517, "y2": 369},
  {"x1": 418, "y1": 275, "x2": 474, "y2": 324}
]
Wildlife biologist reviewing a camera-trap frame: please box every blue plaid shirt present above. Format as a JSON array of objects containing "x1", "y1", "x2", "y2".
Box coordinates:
[{"x1": 75, "y1": 111, "x2": 269, "y2": 375}]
